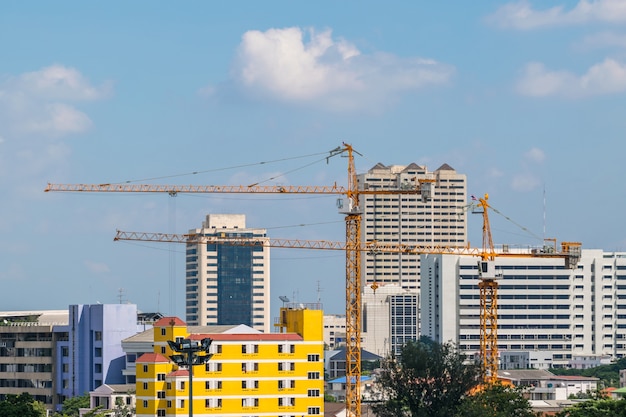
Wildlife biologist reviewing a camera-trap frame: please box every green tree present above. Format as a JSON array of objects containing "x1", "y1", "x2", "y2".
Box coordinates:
[
  {"x1": 52, "y1": 393, "x2": 90, "y2": 417},
  {"x1": 456, "y1": 382, "x2": 537, "y2": 417},
  {"x1": 372, "y1": 337, "x2": 480, "y2": 417},
  {"x1": 0, "y1": 393, "x2": 46, "y2": 417},
  {"x1": 555, "y1": 398, "x2": 626, "y2": 416}
]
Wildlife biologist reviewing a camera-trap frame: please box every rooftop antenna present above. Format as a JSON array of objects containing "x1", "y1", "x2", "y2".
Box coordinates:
[
  {"x1": 543, "y1": 183, "x2": 546, "y2": 241},
  {"x1": 118, "y1": 288, "x2": 125, "y2": 304},
  {"x1": 316, "y1": 280, "x2": 323, "y2": 304}
]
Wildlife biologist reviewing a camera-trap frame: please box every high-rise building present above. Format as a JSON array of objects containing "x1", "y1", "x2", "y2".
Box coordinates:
[
  {"x1": 185, "y1": 214, "x2": 270, "y2": 332},
  {"x1": 357, "y1": 162, "x2": 467, "y2": 356},
  {"x1": 358, "y1": 162, "x2": 467, "y2": 291},
  {"x1": 421, "y1": 249, "x2": 626, "y2": 369},
  {"x1": 135, "y1": 305, "x2": 324, "y2": 416}
]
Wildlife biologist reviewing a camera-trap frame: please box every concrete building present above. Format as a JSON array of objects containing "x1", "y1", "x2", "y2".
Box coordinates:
[
  {"x1": 323, "y1": 314, "x2": 346, "y2": 350},
  {"x1": 135, "y1": 304, "x2": 324, "y2": 416},
  {"x1": 361, "y1": 283, "x2": 418, "y2": 357},
  {"x1": 421, "y1": 250, "x2": 626, "y2": 369},
  {"x1": 358, "y1": 162, "x2": 467, "y2": 291},
  {"x1": 0, "y1": 304, "x2": 147, "y2": 412},
  {"x1": 185, "y1": 214, "x2": 271, "y2": 332},
  {"x1": 57, "y1": 304, "x2": 142, "y2": 401},
  {"x1": 0, "y1": 310, "x2": 67, "y2": 409}
]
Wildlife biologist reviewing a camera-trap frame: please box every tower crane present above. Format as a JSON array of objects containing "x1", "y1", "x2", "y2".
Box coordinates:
[
  {"x1": 46, "y1": 143, "x2": 436, "y2": 417},
  {"x1": 114, "y1": 203, "x2": 581, "y2": 386},
  {"x1": 46, "y1": 145, "x2": 582, "y2": 411}
]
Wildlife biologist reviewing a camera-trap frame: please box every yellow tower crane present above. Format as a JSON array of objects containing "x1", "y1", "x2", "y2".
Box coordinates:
[
  {"x1": 46, "y1": 145, "x2": 582, "y2": 411},
  {"x1": 46, "y1": 143, "x2": 436, "y2": 417},
  {"x1": 113, "y1": 219, "x2": 581, "y2": 388}
]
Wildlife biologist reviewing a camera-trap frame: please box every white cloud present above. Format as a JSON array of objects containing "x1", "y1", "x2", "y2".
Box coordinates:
[
  {"x1": 516, "y1": 59, "x2": 626, "y2": 97},
  {"x1": 15, "y1": 65, "x2": 112, "y2": 101},
  {"x1": 524, "y1": 147, "x2": 545, "y2": 163},
  {"x1": 487, "y1": 0, "x2": 626, "y2": 30},
  {"x1": 228, "y1": 27, "x2": 454, "y2": 111},
  {"x1": 511, "y1": 172, "x2": 542, "y2": 192},
  {"x1": 0, "y1": 65, "x2": 110, "y2": 139},
  {"x1": 578, "y1": 31, "x2": 626, "y2": 49}
]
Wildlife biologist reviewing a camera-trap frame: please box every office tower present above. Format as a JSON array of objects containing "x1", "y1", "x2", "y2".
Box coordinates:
[
  {"x1": 185, "y1": 214, "x2": 270, "y2": 332},
  {"x1": 421, "y1": 249, "x2": 626, "y2": 369},
  {"x1": 358, "y1": 162, "x2": 467, "y2": 291}
]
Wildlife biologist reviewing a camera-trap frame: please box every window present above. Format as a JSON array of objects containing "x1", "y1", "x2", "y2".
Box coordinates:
[
  {"x1": 307, "y1": 354, "x2": 320, "y2": 362},
  {"x1": 94, "y1": 347, "x2": 102, "y2": 357},
  {"x1": 157, "y1": 391, "x2": 165, "y2": 399},
  {"x1": 157, "y1": 410, "x2": 165, "y2": 417},
  {"x1": 167, "y1": 400, "x2": 172, "y2": 408},
  {"x1": 307, "y1": 371, "x2": 320, "y2": 379},
  {"x1": 308, "y1": 389, "x2": 320, "y2": 397},
  {"x1": 143, "y1": 400, "x2": 148, "y2": 408},
  {"x1": 308, "y1": 406, "x2": 321, "y2": 414},
  {"x1": 143, "y1": 382, "x2": 148, "y2": 390},
  {"x1": 143, "y1": 365, "x2": 148, "y2": 373},
  {"x1": 161, "y1": 328, "x2": 166, "y2": 336},
  {"x1": 94, "y1": 331, "x2": 102, "y2": 341},
  {"x1": 157, "y1": 373, "x2": 166, "y2": 381}
]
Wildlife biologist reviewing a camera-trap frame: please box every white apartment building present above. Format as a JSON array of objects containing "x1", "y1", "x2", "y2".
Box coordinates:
[
  {"x1": 358, "y1": 162, "x2": 467, "y2": 291},
  {"x1": 323, "y1": 314, "x2": 346, "y2": 350},
  {"x1": 185, "y1": 214, "x2": 271, "y2": 332},
  {"x1": 421, "y1": 250, "x2": 626, "y2": 369},
  {"x1": 361, "y1": 283, "x2": 418, "y2": 357}
]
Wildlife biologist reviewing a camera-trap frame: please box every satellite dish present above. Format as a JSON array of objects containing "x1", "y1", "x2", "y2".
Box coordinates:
[{"x1": 279, "y1": 296, "x2": 290, "y2": 303}]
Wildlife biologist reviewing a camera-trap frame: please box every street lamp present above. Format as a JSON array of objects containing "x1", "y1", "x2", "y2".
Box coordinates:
[{"x1": 168, "y1": 338, "x2": 213, "y2": 417}]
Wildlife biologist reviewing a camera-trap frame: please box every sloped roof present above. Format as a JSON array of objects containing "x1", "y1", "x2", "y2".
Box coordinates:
[
  {"x1": 435, "y1": 163, "x2": 455, "y2": 171},
  {"x1": 369, "y1": 163, "x2": 387, "y2": 170},
  {"x1": 168, "y1": 369, "x2": 189, "y2": 377},
  {"x1": 122, "y1": 328, "x2": 154, "y2": 343},
  {"x1": 402, "y1": 162, "x2": 424, "y2": 171},
  {"x1": 328, "y1": 346, "x2": 381, "y2": 361},
  {"x1": 137, "y1": 352, "x2": 170, "y2": 363},
  {"x1": 154, "y1": 316, "x2": 186, "y2": 327}
]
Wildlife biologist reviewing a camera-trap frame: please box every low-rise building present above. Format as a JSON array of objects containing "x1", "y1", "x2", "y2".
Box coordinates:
[{"x1": 135, "y1": 304, "x2": 324, "y2": 416}]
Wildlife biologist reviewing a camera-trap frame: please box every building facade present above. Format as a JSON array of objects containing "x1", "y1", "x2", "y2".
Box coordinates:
[
  {"x1": 136, "y1": 305, "x2": 324, "y2": 416},
  {"x1": 0, "y1": 310, "x2": 66, "y2": 409},
  {"x1": 358, "y1": 162, "x2": 467, "y2": 291},
  {"x1": 57, "y1": 304, "x2": 141, "y2": 401},
  {"x1": 0, "y1": 304, "x2": 145, "y2": 412},
  {"x1": 186, "y1": 214, "x2": 271, "y2": 332},
  {"x1": 421, "y1": 250, "x2": 626, "y2": 369}
]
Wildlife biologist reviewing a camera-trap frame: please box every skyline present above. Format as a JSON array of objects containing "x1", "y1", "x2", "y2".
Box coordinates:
[{"x1": 2, "y1": 1, "x2": 626, "y2": 319}]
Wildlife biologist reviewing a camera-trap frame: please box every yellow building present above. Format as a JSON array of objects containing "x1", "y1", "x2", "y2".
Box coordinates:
[{"x1": 136, "y1": 306, "x2": 324, "y2": 416}]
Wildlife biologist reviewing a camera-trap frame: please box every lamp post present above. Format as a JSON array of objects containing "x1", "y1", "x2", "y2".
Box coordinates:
[{"x1": 168, "y1": 338, "x2": 213, "y2": 417}]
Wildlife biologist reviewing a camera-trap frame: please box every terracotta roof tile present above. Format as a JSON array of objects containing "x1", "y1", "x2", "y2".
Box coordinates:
[
  {"x1": 154, "y1": 317, "x2": 186, "y2": 327},
  {"x1": 137, "y1": 352, "x2": 171, "y2": 363}
]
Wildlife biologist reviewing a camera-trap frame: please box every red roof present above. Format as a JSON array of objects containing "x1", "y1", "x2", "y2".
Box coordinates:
[
  {"x1": 137, "y1": 352, "x2": 171, "y2": 363},
  {"x1": 168, "y1": 369, "x2": 189, "y2": 377},
  {"x1": 189, "y1": 333, "x2": 303, "y2": 341},
  {"x1": 154, "y1": 317, "x2": 186, "y2": 327}
]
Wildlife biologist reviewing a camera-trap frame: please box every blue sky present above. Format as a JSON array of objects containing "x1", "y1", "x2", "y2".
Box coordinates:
[{"x1": 2, "y1": 1, "x2": 626, "y2": 319}]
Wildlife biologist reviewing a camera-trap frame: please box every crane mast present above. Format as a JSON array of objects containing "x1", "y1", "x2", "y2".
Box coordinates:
[
  {"x1": 47, "y1": 147, "x2": 583, "y2": 410},
  {"x1": 46, "y1": 143, "x2": 431, "y2": 417}
]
